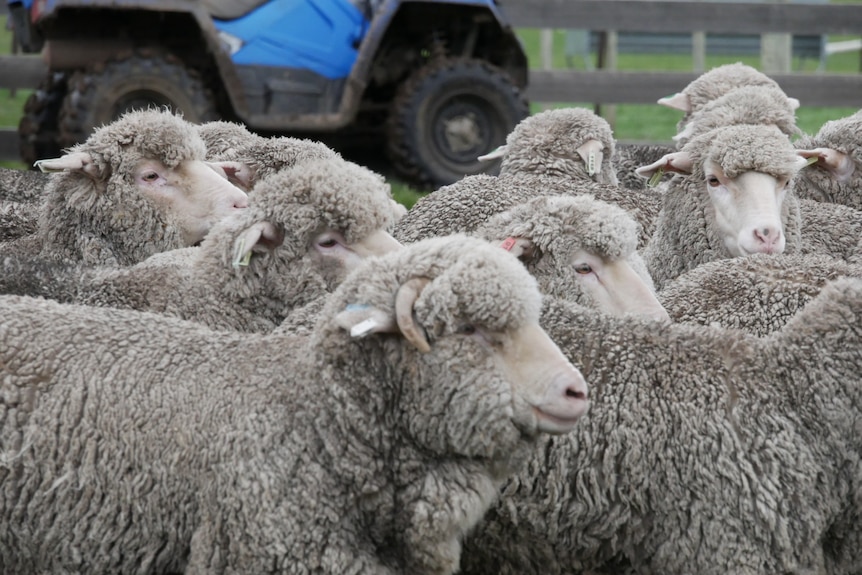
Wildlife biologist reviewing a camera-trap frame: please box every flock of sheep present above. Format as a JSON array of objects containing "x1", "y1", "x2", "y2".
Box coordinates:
[{"x1": 1, "y1": 60, "x2": 861, "y2": 574}]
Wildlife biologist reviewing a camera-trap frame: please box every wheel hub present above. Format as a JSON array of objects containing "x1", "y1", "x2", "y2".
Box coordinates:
[{"x1": 443, "y1": 113, "x2": 482, "y2": 154}]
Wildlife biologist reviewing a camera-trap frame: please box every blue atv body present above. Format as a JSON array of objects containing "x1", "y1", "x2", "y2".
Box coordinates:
[{"x1": 9, "y1": 0, "x2": 529, "y2": 187}]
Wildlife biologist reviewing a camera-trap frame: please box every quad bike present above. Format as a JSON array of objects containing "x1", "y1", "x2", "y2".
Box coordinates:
[{"x1": 8, "y1": 0, "x2": 530, "y2": 188}]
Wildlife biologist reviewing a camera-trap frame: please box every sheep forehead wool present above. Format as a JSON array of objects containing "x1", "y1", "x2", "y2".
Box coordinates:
[
  {"x1": 684, "y1": 123, "x2": 800, "y2": 181},
  {"x1": 244, "y1": 136, "x2": 340, "y2": 180},
  {"x1": 500, "y1": 107, "x2": 616, "y2": 172},
  {"x1": 322, "y1": 235, "x2": 542, "y2": 336},
  {"x1": 680, "y1": 62, "x2": 781, "y2": 114},
  {"x1": 479, "y1": 195, "x2": 640, "y2": 261},
  {"x1": 680, "y1": 85, "x2": 800, "y2": 145},
  {"x1": 243, "y1": 158, "x2": 394, "y2": 245},
  {"x1": 72, "y1": 108, "x2": 207, "y2": 176},
  {"x1": 196, "y1": 119, "x2": 257, "y2": 160}
]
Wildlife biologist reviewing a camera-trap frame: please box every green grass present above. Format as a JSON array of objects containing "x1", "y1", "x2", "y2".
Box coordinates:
[{"x1": 2, "y1": 13, "x2": 861, "y2": 203}]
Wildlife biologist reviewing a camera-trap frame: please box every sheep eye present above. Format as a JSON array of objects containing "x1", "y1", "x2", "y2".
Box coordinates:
[
  {"x1": 574, "y1": 263, "x2": 592, "y2": 274},
  {"x1": 317, "y1": 238, "x2": 338, "y2": 248},
  {"x1": 706, "y1": 176, "x2": 720, "y2": 187},
  {"x1": 142, "y1": 171, "x2": 159, "y2": 182},
  {"x1": 456, "y1": 324, "x2": 476, "y2": 336}
]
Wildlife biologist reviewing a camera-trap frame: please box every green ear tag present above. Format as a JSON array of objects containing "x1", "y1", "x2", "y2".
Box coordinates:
[
  {"x1": 232, "y1": 237, "x2": 252, "y2": 268},
  {"x1": 804, "y1": 155, "x2": 819, "y2": 167},
  {"x1": 648, "y1": 167, "x2": 666, "y2": 187}
]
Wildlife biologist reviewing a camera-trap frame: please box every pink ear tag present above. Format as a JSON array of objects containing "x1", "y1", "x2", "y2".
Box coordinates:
[{"x1": 500, "y1": 237, "x2": 517, "y2": 251}]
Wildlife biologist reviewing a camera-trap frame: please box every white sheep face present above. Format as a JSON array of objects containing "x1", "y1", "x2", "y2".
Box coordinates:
[
  {"x1": 308, "y1": 228, "x2": 403, "y2": 283},
  {"x1": 704, "y1": 161, "x2": 788, "y2": 257},
  {"x1": 135, "y1": 158, "x2": 249, "y2": 246}
]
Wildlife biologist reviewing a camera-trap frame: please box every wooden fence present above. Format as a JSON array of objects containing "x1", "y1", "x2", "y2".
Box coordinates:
[{"x1": 2, "y1": 0, "x2": 862, "y2": 161}]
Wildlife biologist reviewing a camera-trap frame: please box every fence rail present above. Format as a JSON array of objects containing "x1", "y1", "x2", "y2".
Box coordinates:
[{"x1": 2, "y1": 0, "x2": 862, "y2": 162}]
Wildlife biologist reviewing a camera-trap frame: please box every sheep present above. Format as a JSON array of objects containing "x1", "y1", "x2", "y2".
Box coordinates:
[
  {"x1": 395, "y1": 108, "x2": 661, "y2": 248},
  {"x1": 279, "y1": 194, "x2": 670, "y2": 337},
  {"x1": 0, "y1": 108, "x2": 250, "y2": 267},
  {"x1": 0, "y1": 234, "x2": 590, "y2": 575},
  {"x1": 672, "y1": 84, "x2": 801, "y2": 149},
  {"x1": 0, "y1": 201, "x2": 39, "y2": 241},
  {"x1": 797, "y1": 197, "x2": 862, "y2": 261},
  {"x1": 656, "y1": 62, "x2": 793, "y2": 131},
  {"x1": 459, "y1": 276, "x2": 862, "y2": 575},
  {"x1": 794, "y1": 109, "x2": 862, "y2": 211},
  {"x1": 635, "y1": 123, "x2": 808, "y2": 289},
  {"x1": 659, "y1": 252, "x2": 862, "y2": 336},
  {"x1": 611, "y1": 142, "x2": 675, "y2": 190},
  {"x1": 473, "y1": 194, "x2": 667, "y2": 321},
  {"x1": 72, "y1": 157, "x2": 403, "y2": 332}
]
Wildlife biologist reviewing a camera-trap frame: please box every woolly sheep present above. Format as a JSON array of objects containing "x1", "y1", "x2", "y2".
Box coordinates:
[
  {"x1": 794, "y1": 109, "x2": 862, "y2": 211},
  {"x1": 395, "y1": 108, "x2": 661, "y2": 247},
  {"x1": 636, "y1": 123, "x2": 808, "y2": 289},
  {"x1": 0, "y1": 235, "x2": 589, "y2": 574},
  {"x1": 672, "y1": 84, "x2": 801, "y2": 149},
  {"x1": 797, "y1": 197, "x2": 862, "y2": 261},
  {"x1": 657, "y1": 62, "x2": 792, "y2": 131},
  {"x1": 460, "y1": 277, "x2": 862, "y2": 575},
  {"x1": 74, "y1": 158, "x2": 403, "y2": 333},
  {"x1": 659, "y1": 252, "x2": 862, "y2": 336},
  {"x1": 0, "y1": 109, "x2": 250, "y2": 267},
  {"x1": 0, "y1": 201, "x2": 39, "y2": 241},
  {"x1": 611, "y1": 142, "x2": 675, "y2": 190},
  {"x1": 282, "y1": 194, "x2": 670, "y2": 336},
  {"x1": 474, "y1": 194, "x2": 667, "y2": 321}
]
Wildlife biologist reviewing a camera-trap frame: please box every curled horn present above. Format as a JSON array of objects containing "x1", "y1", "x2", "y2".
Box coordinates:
[{"x1": 394, "y1": 277, "x2": 432, "y2": 353}]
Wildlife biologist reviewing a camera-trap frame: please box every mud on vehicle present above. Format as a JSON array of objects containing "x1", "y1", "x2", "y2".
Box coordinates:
[{"x1": 9, "y1": 0, "x2": 530, "y2": 188}]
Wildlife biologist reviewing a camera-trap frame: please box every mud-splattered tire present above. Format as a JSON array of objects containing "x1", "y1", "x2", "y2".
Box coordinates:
[
  {"x1": 18, "y1": 72, "x2": 68, "y2": 167},
  {"x1": 386, "y1": 57, "x2": 529, "y2": 190},
  {"x1": 59, "y1": 51, "x2": 219, "y2": 149}
]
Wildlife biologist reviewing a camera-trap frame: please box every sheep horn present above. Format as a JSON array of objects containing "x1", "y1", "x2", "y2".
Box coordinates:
[{"x1": 394, "y1": 277, "x2": 432, "y2": 353}]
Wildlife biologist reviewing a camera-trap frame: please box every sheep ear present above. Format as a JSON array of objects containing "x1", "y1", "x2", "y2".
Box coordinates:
[
  {"x1": 787, "y1": 96, "x2": 801, "y2": 111},
  {"x1": 335, "y1": 277, "x2": 432, "y2": 353},
  {"x1": 34, "y1": 152, "x2": 100, "y2": 179},
  {"x1": 499, "y1": 237, "x2": 536, "y2": 261},
  {"x1": 657, "y1": 92, "x2": 691, "y2": 112},
  {"x1": 478, "y1": 144, "x2": 507, "y2": 162},
  {"x1": 672, "y1": 123, "x2": 694, "y2": 143},
  {"x1": 209, "y1": 161, "x2": 255, "y2": 191},
  {"x1": 797, "y1": 148, "x2": 855, "y2": 181},
  {"x1": 576, "y1": 139, "x2": 604, "y2": 177},
  {"x1": 635, "y1": 152, "x2": 694, "y2": 180},
  {"x1": 232, "y1": 221, "x2": 284, "y2": 267}
]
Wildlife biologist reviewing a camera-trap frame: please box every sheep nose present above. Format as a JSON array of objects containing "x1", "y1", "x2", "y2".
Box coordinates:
[
  {"x1": 533, "y1": 371, "x2": 590, "y2": 434},
  {"x1": 753, "y1": 226, "x2": 781, "y2": 251}
]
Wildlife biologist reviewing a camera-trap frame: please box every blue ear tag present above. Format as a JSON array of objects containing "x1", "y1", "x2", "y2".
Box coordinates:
[
  {"x1": 232, "y1": 237, "x2": 252, "y2": 268},
  {"x1": 647, "y1": 167, "x2": 666, "y2": 187}
]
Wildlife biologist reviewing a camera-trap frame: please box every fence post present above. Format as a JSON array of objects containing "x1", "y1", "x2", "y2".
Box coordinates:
[{"x1": 540, "y1": 28, "x2": 554, "y2": 111}]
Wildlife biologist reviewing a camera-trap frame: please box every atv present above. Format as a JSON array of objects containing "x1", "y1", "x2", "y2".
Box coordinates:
[{"x1": 8, "y1": 0, "x2": 530, "y2": 188}]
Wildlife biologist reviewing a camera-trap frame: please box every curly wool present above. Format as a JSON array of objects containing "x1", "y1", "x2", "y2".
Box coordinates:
[
  {"x1": 612, "y1": 143, "x2": 676, "y2": 190},
  {"x1": 0, "y1": 167, "x2": 49, "y2": 204},
  {"x1": 659, "y1": 252, "x2": 862, "y2": 336},
  {"x1": 395, "y1": 174, "x2": 660, "y2": 249},
  {"x1": 797, "y1": 198, "x2": 862, "y2": 261},
  {"x1": 77, "y1": 158, "x2": 398, "y2": 333},
  {"x1": 0, "y1": 236, "x2": 551, "y2": 575},
  {"x1": 0, "y1": 201, "x2": 39, "y2": 241},
  {"x1": 461, "y1": 279, "x2": 862, "y2": 575},
  {"x1": 794, "y1": 110, "x2": 862, "y2": 210},
  {"x1": 674, "y1": 85, "x2": 800, "y2": 149},
  {"x1": 196, "y1": 119, "x2": 258, "y2": 161},
  {"x1": 499, "y1": 107, "x2": 618, "y2": 184}
]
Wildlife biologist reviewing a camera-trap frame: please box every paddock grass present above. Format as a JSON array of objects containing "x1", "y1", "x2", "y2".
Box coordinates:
[{"x1": 2, "y1": 11, "x2": 861, "y2": 205}]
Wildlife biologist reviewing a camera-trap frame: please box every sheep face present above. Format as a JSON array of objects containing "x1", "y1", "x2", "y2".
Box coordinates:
[
  {"x1": 705, "y1": 162, "x2": 788, "y2": 256},
  {"x1": 330, "y1": 237, "x2": 589, "y2": 462},
  {"x1": 132, "y1": 158, "x2": 249, "y2": 246}
]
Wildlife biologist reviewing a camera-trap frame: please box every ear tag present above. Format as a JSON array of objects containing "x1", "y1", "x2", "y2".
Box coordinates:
[
  {"x1": 350, "y1": 318, "x2": 379, "y2": 338},
  {"x1": 500, "y1": 237, "x2": 518, "y2": 251},
  {"x1": 648, "y1": 167, "x2": 666, "y2": 188},
  {"x1": 232, "y1": 237, "x2": 252, "y2": 268},
  {"x1": 587, "y1": 151, "x2": 597, "y2": 176},
  {"x1": 803, "y1": 155, "x2": 820, "y2": 168}
]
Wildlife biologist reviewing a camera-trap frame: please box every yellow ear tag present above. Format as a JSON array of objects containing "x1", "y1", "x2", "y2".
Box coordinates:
[
  {"x1": 232, "y1": 237, "x2": 252, "y2": 268},
  {"x1": 804, "y1": 155, "x2": 819, "y2": 168},
  {"x1": 647, "y1": 167, "x2": 666, "y2": 187},
  {"x1": 587, "y1": 151, "x2": 597, "y2": 176}
]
